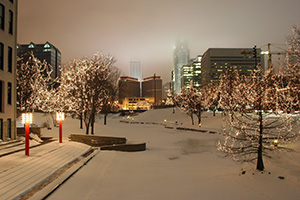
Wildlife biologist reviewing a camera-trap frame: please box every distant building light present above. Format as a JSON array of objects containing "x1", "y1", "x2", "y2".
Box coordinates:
[
  {"x1": 44, "y1": 43, "x2": 51, "y2": 48},
  {"x1": 261, "y1": 51, "x2": 269, "y2": 55}
]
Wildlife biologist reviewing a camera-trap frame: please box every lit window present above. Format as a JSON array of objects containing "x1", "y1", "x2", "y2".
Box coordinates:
[
  {"x1": 28, "y1": 44, "x2": 34, "y2": 48},
  {"x1": 44, "y1": 43, "x2": 51, "y2": 48}
]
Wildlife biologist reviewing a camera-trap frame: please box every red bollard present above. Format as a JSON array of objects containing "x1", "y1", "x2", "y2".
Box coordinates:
[
  {"x1": 25, "y1": 122, "x2": 30, "y2": 156},
  {"x1": 59, "y1": 120, "x2": 62, "y2": 143}
]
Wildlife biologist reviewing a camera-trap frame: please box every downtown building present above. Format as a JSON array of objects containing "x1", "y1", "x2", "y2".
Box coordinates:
[
  {"x1": 201, "y1": 48, "x2": 264, "y2": 86},
  {"x1": 0, "y1": 0, "x2": 17, "y2": 141},
  {"x1": 118, "y1": 76, "x2": 140, "y2": 104},
  {"x1": 118, "y1": 75, "x2": 162, "y2": 110},
  {"x1": 173, "y1": 39, "x2": 189, "y2": 94},
  {"x1": 142, "y1": 75, "x2": 162, "y2": 105},
  {"x1": 181, "y1": 55, "x2": 202, "y2": 89},
  {"x1": 17, "y1": 41, "x2": 61, "y2": 79}
]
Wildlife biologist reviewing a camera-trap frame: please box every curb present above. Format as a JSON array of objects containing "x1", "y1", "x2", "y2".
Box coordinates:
[{"x1": 17, "y1": 147, "x2": 94, "y2": 200}]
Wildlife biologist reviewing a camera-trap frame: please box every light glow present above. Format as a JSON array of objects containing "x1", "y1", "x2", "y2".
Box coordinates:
[
  {"x1": 21, "y1": 113, "x2": 33, "y2": 124},
  {"x1": 56, "y1": 112, "x2": 65, "y2": 121}
]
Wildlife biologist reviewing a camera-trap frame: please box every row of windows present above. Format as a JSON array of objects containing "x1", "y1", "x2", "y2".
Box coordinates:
[
  {"x1": 0, "y1": 42, "x2": 13, "y2": 72},
  {"x1": 0, "y1": 3, "x2": 14, "y2": 35},
  {"x1": 0, "y1": 118, "x2": 12, "y2": 140},
  {"x1": 0, "y1": 81, "x2": 12, "y2": 113}
]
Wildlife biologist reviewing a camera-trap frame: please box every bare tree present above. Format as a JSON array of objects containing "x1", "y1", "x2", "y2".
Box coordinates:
[{"x1": 99, "y1": 66, "x2": 120, "y2": 126}]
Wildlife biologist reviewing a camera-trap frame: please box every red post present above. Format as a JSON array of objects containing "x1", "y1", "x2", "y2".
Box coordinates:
[
  {"x1": 25, "y1": 123, "x2": 30, "y2": 156},
  {"x1": 59, "y1": 120, "x2": 62, "y2": 143}
]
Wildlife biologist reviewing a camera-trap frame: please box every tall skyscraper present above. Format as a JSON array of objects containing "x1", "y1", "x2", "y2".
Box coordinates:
[
  {"x1": 181, "y1": 55, "x2": 202, "y2": 89},
  {"x1": 173, "y1": 38, "x2": 190, "y2": 94},
  {"x1": 130, "y1": 61, "x2": 142, "y2": 81}
]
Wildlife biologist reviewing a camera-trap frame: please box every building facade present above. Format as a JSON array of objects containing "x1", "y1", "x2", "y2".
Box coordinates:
[
  {"x1": 142, "y1": 75, "x2": 162, "y2": 104},
  {"x1": 122, "y1": 97, "x2": 154, "y2": 110},
  {"x1": 0, "y1": 0, "x2": 17, "y2": 141},
  {"x1": 181, "y1": 55, "x2": 202, "y2": 89},
  {"x1": 17, "y1": 41, "x2": 61, "y2": 79},
  {"x1": 201, "y1": 48, "x2": 264, "y2": 86},
  {"x1": 173, "y1": 39, "x2": 189, "y2": 94},
  {"x1": 118, "y1": 76, "x2": 140, "y2": 104}
]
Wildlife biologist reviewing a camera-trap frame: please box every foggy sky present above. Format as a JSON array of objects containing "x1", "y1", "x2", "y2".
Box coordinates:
[{"x1": 18, "y1": 0, "x2": 300, "y2": 83}]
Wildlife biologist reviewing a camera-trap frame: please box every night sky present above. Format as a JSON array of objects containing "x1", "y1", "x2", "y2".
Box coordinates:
[{"x1": 18, "y1": 0, "x2": 300, "y2": 83}]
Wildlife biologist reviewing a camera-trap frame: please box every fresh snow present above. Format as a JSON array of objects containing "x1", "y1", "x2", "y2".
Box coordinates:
[
  {"x1": 21, "y1": 108, "x2": 298, "y2": 200},
  {"x1": 10, "y1": 108, "x2": 300, "y2": 200}
]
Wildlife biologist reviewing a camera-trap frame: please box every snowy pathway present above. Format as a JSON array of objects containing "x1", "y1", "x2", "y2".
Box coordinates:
[{"x1": 0, "y1": 141, "x2": 91, "y2": 200}]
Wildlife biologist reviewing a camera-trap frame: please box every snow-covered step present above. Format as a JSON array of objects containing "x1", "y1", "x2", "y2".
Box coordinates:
[{"x1": 0, "y1": 141, "x2": 91, "y2": 200}]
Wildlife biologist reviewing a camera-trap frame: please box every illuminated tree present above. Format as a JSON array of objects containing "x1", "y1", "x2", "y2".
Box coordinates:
[
  {"x1": 165, "y1": 89, "x2": 174, "y2": 106},
  {"x1": 202, "y1": 82, "x2": 220, "y2": 116},
  {"x1": 286, "y1": 25, "x2": 300, "y2": 67},
  {"x1": 217, "y1": 67, "x2": 299, "y2": 171},
  {"x1": 59, "y1": 52, "x2": 119, "y2": 134},
  {"x1": 175, "y1": 87, "x2": 204, "y2": 126},
  {"x1": 16, "y1": 52, "x2": 53, "y2": 112}
]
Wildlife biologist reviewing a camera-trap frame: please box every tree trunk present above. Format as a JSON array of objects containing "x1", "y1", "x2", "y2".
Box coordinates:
[
  {"x1": 256, "y1": 111, "x2": 264, "y2": 171},
  {"x1": 80, "y1": 114, "x2": 83, "y2": 129},
  {"x1": 85, "y1": 124, "x2": 89, "y2": 135},
  {"x1": 91, "y1": 113, "x2": 95, "y2": 135},
  {"x1": 190, "y1": 113, "x2": 194, "y2": 125},
  {"x1": 104, "y1": 114, "x2": 107, "y2": 125},
  {"x1": 197, "y1": 111, "x2": 201, "y2": 126}
]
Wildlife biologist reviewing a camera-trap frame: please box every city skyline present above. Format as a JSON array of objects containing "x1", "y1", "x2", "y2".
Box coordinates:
[{"x1": 18, "y1": 0, "x2": 300, "y2": 83}]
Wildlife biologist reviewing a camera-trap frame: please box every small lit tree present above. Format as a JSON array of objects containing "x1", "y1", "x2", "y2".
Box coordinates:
[{"x1": 175, "y1": 87, "x2": 204, "y2": 126}]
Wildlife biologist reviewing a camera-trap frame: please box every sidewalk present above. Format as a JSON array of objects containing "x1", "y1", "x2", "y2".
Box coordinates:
[{"x1": 0, "y1": 140, "x2": 92, "y2": 200}]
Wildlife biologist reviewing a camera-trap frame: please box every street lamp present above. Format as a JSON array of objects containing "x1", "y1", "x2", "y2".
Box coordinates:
[
  {"x1": 273, "y1": 139, "x2": 278, "y2": 147},
  {"x1": 56, "y1": 112, "x2": 65, "y2": 143},
  {"x1": 21, "y1": 113, "x2": 32, "y2": 156}
]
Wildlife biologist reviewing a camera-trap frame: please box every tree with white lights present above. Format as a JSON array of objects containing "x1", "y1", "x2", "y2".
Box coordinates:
[
  {"x1": 202, "y1": 82, "x2": 219, "y2": 116},
  {"x1": 59, "y1": 52, "x2": 119, "y2": 134},
  {"x1": 175, "y1": 87, "x2": 204, "y2": 126},
  {"x1": 16, "y1": 52, "x2": 53, "y2": 112},
  {"x1": 217, "y1": 66, "x2": 299, "y2": 171},
  {"x1": 165, "y1": 89, "x2": 174, "y2": 106}
]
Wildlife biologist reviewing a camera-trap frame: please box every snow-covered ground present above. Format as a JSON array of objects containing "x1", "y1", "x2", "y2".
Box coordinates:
[{"x1": 26, "y1": 108, "x2": 300, "y2": 200}]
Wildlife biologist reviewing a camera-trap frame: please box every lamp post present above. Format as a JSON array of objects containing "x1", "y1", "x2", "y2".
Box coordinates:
[
  {"x1": 21, "y1": 113, "x2": 32, "y2": 156},
  {"x1": 56, "y1": 112, "x2": 65, "y2": 143}
]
